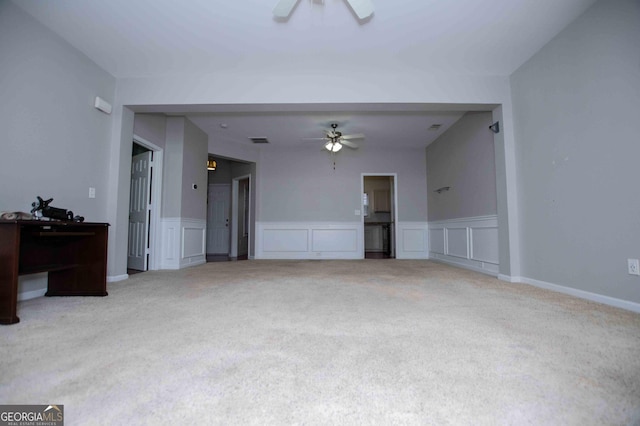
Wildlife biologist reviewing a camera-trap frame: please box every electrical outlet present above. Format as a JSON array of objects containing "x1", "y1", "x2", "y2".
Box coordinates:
[{"x1": 628, "y1": 259, "x2": 640, "y2": 276}]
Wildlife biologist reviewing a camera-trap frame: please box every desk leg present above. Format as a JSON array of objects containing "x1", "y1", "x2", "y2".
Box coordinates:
[{"x1": 0, "y1": 225, "x2": 20, "y2": 325}]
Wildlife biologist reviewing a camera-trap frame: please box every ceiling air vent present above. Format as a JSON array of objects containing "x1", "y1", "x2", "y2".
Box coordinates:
[
  {"x1": 250, "y1": 137, "x2": 270, "y2": 144},
  {"x1": 428, "y1": 124, "x2": 442, "y2": 131}
]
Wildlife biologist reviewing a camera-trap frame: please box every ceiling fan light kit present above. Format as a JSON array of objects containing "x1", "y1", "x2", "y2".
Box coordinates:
[{"x1": 325, "y1": 141, "x2": 343, "y2": 152}]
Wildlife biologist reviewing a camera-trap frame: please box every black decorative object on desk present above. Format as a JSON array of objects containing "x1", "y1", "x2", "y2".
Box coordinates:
[{"x1": 30, "y1": 196, "x2": 84, "y2": 222}]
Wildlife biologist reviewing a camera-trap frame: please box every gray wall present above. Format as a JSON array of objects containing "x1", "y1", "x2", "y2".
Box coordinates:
[
  {"x1": 134, "y1": 114, "x2": 166, "y2": 149},
  {"x1": 163, "y1": 118, "x2": 186, "y2": 218},
  {"x1": 426, "y1": 112, "x2": 497, "y2": 221},
  {"x1": 511, "y1": 0, "x2": 640, "y2": 302},
  {"x1": 163, "y1": 117, "x2": 208, "y2": 220},
  {"x1": 181, "y1": 118, "x2": 208, "y2": 220},
  {"x1": 259, "y1": 146, "x2": 427, "y2": 222},
  {"x1": 0, "y1": 1, "x2": 116, "y2": 219},
  {"x1": 207, "y1": 158, "x2": 233, "y2": 184}
]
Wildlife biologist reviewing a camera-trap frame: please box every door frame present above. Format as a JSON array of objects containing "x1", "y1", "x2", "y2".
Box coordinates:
[
  {"x1": 361, "y1": 173, "x2": 398, "y2": 259},
  {"x1": 131, "y1": 135, "x2": 163, "y2": 271},
  {"x1": 231, "y1": 174, "x2": 252, "y2": 260}
]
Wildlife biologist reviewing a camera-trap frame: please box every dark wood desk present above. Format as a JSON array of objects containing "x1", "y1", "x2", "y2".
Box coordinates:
[{"x1": 0, "y1": 220, "x2": 109, "y2": 325}]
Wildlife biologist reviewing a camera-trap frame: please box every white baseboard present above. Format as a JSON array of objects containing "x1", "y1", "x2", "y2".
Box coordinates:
[
  {"x1": 498, "y1": 274, "x2": 522, "y2": 283},
  {"x1": 107, "y1": 274, "x2": 129, "y2": 283},
  {"x1": 431, "y1": 257, "x2": 498, "y2": 277},
  {"x1": 497, "y1": 274, "x2": 640, "y2": 313},
  {"x1": 17, "y1": 289, "x2": 47, "y2": 302},
  {"x1": 517, "y1": 276, "x2": 640, "y2": 313}
]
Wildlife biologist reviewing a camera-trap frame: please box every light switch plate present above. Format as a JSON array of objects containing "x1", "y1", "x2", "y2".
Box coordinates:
[
  {"x1": 354, "y1": 209, "x2": 361, "y2": 216},
  {"x1": 89, "y1": 187, "x2": 96, "y2": 199}
]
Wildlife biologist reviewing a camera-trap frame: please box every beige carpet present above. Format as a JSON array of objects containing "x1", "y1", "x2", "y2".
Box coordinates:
[{"x1": 1, "y1": 260, "x2": 640, "y2": 425}]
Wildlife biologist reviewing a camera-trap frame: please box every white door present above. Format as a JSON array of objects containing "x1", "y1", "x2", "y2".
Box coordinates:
[
  {"x1": 128, "y1": 151, "x2": 152, "y2": 271},
  {"x1": 207, "y1": 184, "x2": 230, "y2": 255}
]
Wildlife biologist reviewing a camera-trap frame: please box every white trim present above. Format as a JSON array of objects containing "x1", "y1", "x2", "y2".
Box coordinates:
[
  {"x1": 429, "y1": 215, "x2": 498, "y2": 225},
  {"x1": 231, "y1": 174, "x2": 251, "y2": 259},
  {"x1": 430, "y1": 256, "x2": 499, "y2": 277},
  {"x1": 255, "y1": 220, "x2": 429, "y2": 260},
  {"x1": 132, "y1": 134, "x2": 163, "y2": 271},
  {"x1": 396, "y1": 222, "x2": 429, "y2": 259},
  {"x1": 498, "y1": 274, "x2": 521, "y2": 283},
  {"x1": 361, "y1": 173, "x2": 398, "y2": 259},
  {"x1": 17, "y1": 289, "x2": 47, "y2": 301},
  {"x1": 429, "y1": 215, "x2": 499, "y2": 276},
  {"x1": 160, "y1": 217, "x2": 206, "y2": 269},
  {"x1": 107, "y1": 274, "x2": 129, "y2": 282},
  {"x1": 256, "y1": 222, "x2": 362, "y2": 259},
  {"x1": 500, "y1": 275, "x2": 640, "y2": 314}
]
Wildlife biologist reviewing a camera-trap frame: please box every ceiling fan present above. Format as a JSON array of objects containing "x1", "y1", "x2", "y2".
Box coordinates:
[
  {"x1": 273, "y1": 0, "x2": 374, "y2": 20},
  {"x1": 305, "y1": 123, "x2": 364, "y2": 153}
]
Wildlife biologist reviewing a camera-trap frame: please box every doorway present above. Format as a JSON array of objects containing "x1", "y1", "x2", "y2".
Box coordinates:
[
  {"x1": 207, "y1": 184, "x2": 231, "y2": 259},
  {"x1": 231, "y1": 175, "x2": 251, "y2": 261},
  {"x1": 362, "y1": 174, "x2": 397, "y2": 259},
  {"x1": 127, "y1": 136, "x2": 163, "y2": 274}
]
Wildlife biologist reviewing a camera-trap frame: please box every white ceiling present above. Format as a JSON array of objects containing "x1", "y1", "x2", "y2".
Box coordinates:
[{"x1": 13, "y1": 0, "x2": 596, "y2": 150}]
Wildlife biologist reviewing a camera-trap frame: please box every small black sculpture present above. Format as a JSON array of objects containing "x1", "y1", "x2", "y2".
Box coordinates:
[{"x1": 31, "y1": 196, "x2": 84, "y2": 222}]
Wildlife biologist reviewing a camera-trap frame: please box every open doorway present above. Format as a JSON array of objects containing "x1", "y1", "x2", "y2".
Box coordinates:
[
  {"x1": 231, "y1": 175, "x2": 251, "y2": 261},
  {"x1": 127, "y1": 136, "x2": 163, "y2": 274},
  {"x1": 363, "y1": 174, "x2": 397, "y2": 259},
  {"x1": 206, "y1": 157, "x2": 255, "y2": 262}
]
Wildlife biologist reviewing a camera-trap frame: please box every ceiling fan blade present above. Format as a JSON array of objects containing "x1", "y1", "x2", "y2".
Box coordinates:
[
  {"x1": 341, "y1": 140, "x2": 359, "y2": 149},
  {"x1": 341, "y1": 133, "x2": 365, "y2": 140},
  {"x1": 273, "y1": 0, "x2": 300, "y2": 18},
  {"x1": 344, "y1": 0, "x2": 374, "y2": 20},
  {"x1": 302, "y1": 137, "x2": 329, "y2": 141}
]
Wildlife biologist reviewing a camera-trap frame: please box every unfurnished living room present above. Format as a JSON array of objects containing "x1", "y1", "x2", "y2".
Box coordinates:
[{"x1": 1, "y1": 0, "x2": 639, "y2": 424}]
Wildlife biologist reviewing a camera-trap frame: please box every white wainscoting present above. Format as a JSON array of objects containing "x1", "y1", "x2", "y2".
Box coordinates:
[
  {"x1": 396, "y1": 222, "x2": 429, "y2": 259},
  {"x1": 257, "y1": 222, "x2": 362, "y2": 259},
  {"x1": 160, "y1": 218, "x2": 207, "y2": 269},
  {"x1": 429, "y1": 215, "x2": 499, "y2": 276},
  {"x1": 256, "y1": 221, "x2": 430, "y2": 260}
]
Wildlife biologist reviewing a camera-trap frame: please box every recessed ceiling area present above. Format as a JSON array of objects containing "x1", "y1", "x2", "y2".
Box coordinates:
[{"x1": 131, "y1": 103, "x2": 497, "y2": 149}]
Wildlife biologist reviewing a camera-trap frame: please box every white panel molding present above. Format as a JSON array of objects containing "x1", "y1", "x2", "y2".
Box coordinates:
[
  {"x1": 160, "y1": 217, "x2": 206, "y2": 269},
  {"x1": 396, "y1": 222, "x2": 429, "y2": 259},
  {"x1": 429, "y1": 215, "x2": 499, "y2": 276},
  {"x1": 180, "y1": 218, "x2": 207, "y2": 268},
  {"x1": 498, "y1": 275, "x2": 640, "y2": 314},
  {"x1": 257, "y1": 222, "x2": 362, "y2": 259}
]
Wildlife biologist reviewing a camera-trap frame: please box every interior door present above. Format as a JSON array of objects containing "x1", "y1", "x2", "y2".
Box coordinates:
[
  {"x1": 127, "y1": 151, "x2": 152, "y2": 271},
  {"x1": 207, "y1": 184, "x2": 230, "y2": 255}
]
